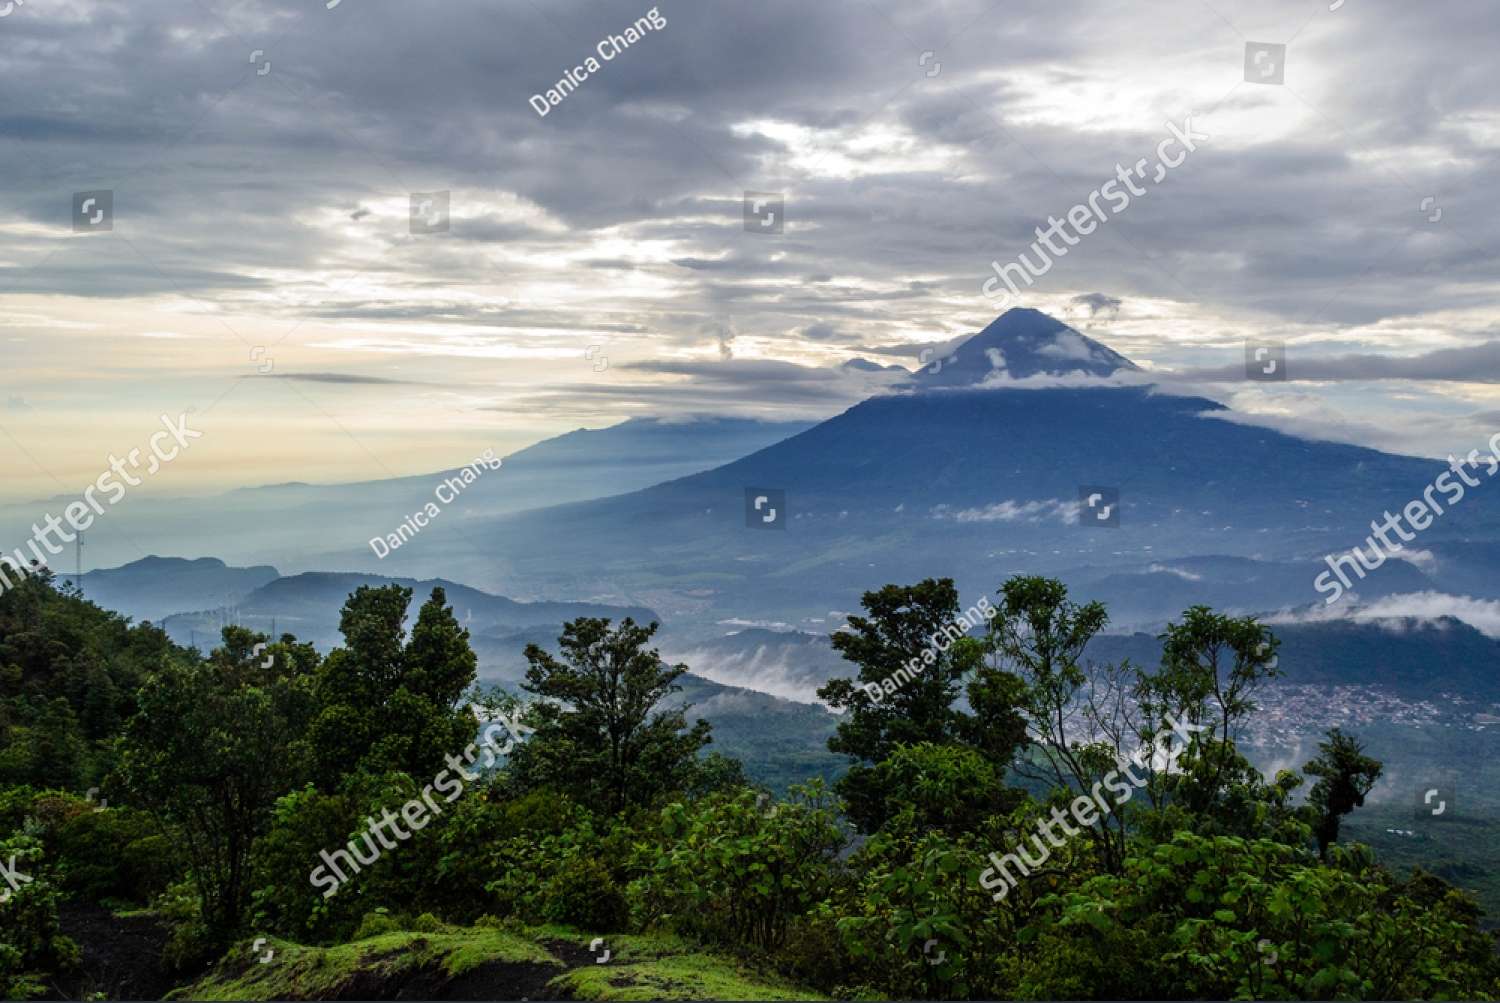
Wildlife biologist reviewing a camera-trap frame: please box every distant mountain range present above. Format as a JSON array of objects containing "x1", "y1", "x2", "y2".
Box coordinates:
[
  {"x1": 0, "y1": 415, "x2": 814, "y2": 572},
  {"x1": 57, "y1": 556, "x2": 280, "y2": 624},
  {"x1": 35, "y1": 308, "x2": 1500, "y2": 728},
  {"x1": 368, "y1": 310, "x2": 1496, "y2": 632},
  {"x1": 1087, "y1": 616, "x2": 1500, "y2": 702},
  {"x1": 157, "y1": 568, "x2": 659, "y2": 656}
]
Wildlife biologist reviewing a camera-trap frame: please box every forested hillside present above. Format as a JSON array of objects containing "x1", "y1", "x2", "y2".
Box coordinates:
[{"x1": 1, "y1": 567, "x2": 1496, "y2": 1000}]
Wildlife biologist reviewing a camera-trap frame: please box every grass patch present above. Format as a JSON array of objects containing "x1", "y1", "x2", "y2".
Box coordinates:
[
  {"x1": 176, "y1": 922, "x2": 826, "y2": 1001},
  {"x1": 174, "y1": 928, "x2": 558, "y2": 1001},
  {"x1": 548, "y1": 935, "x2": 827, "y2": 1001}
]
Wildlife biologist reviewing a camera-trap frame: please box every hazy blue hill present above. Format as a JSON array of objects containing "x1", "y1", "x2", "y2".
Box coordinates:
[
  {"x1": 667, "y1": 610, "x2": 1500, "y2": 705},
  {"x1": 159, "y1": 571, "x2": 659, "y2": 652},
  {"x1": 673, "y1": 673, "x2": 843, "y2": 792},
  {"x1": 0, "y1": 415, "x2": 813, "y2": 572},
  {"x1": 56, "y1": 555, "x2": 280, "y2": 624},
  {"x1": 1067, "y1": 554, "x2": 1439, "y2": 627},
  {"x1": 1088, "y1": 617, "x2": 1500, "y2": 700}
]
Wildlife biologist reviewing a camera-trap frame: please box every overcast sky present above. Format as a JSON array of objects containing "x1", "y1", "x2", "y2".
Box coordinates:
[{"x1": 2, "y1": 0, "x2": 1498, "y2": 499}]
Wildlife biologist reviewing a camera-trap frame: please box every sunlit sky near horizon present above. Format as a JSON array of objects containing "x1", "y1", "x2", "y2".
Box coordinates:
[{"x1": 3, "y1": 0, "x2": 1500, "y2": 501}]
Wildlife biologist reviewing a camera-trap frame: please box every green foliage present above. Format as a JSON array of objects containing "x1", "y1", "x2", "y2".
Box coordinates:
[
  {"x1": 1018, "y1": 832, "x2": 1500, "y2": 1000},
  {"x1": 864, "y1": 742, "x2": 1019, "y2": 837},
  {"x1": 430, "y1": 789, "x2": 580, "y2": 922},
  {"x1": 541, "y1": 855, "x2": 630, "y2": 931},
  {"x1": 832, "y1": 821, "x2": 1030, "y2": 1001},
  {"x1": 1303, "y1": 727, "x2": 1384, "y2": 858},
  {"x1": 249, "y1": 784, "x2": 362, "y2": 941},
  {"x1": 308, "y1": 586, "x2": 478, "y2": 787},
  {"x1": 5, "y1": 570, "x2": 1500, "y2": 1002},
  {"x1": 116, "y1": 628, "x2": 315, "y2": 935},
  {"x1": 483, "y1": 811, "x2": 637, "y2": 930},
  {"x1": 1141, "y1": 606, "x2": 1281, "y2": 814},
  {"x1": 818, "y1": 578, "x2": 1027, "y2": 833},
  {"x1": 0, "y1": 567, "x2": 181, "y2": 790},
  {"x1": 509, "y1": 617, "x2": 712, "y2": 814},
  {"x1": 4, "y1": 789, "x2": 182, "y2": 904},
  {"x1": 352, "y1": 908, "x2": 400, "y2": 940},
  {"x1": 0, "y1": 831, "x2": 79, "y2": 999},
  {"x1": 634, "y1": 783, "x2": 844, "y2": 951}
]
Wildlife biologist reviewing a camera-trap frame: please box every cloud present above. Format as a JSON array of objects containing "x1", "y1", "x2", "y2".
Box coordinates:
[
  {"x1": 260, "y1": 372, "x2": 422, "y2": 385},
  {"x1": 7, "y1": 0, "x2": 1500, "y2": 492},
  {"x1": 801, "y1": 322, "x2": 843, "y2": 341},
  {"x1": 931, "y1": 498, "x2": 1080, "y2": 525},
  {"x1": 1266, "y1": 591, "x2": 1500, "y2": 639},
  {"x1": 1070, "y1": 293, "x2": 1122, "y2": 319},
  {"x1": 1168, "y1": 342, "x2": 1500, "y2": 383},
  {"x1": 1147, "y1": 563, "x2": 1202, "y2": 581},
  {"x1": 1037, "y1": 330, "x2": 1099, "y2": 363}
]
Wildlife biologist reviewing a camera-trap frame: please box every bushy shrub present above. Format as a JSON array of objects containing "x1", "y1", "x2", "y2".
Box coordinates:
[
  {"x1": 1016, "y1": 833, "x2": 1500, "y2": 1000},
  {"x1": 631, "y1": 783, "x2": 844, "y2": 952},
  {"x1": 352, "y1": 909, "x2": 400, "y2": 940},
  {"x1": 249, "y1": 785, "x2": 363, "y2": 943},
  {"x1": 154, "y1": 880, "x2": 220, "y2": 971},
  {"x1": 430, "y1": 790, "x2": 580, "y2": 922},
  {"x1": 410, "y1": 912, "x2": 446, "y2": 933},
  {"x1": 0, "y1": 833, "x2": 79, "y2": 999},
  {"x1": 831, "y1": 820, "x2": 1029, "y2": 1001},
  {"x1": 542, "y1": 855, "x2": 629, "y2": 931},
  {"x1": 485, "y1": 814, "x2": 631, "y2": 926},
  {"x1": 54, "y1": 806, "x2": 181, "y2": 903}
]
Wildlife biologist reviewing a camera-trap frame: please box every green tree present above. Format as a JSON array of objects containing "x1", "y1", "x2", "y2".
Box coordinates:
[
  {"x1": 308, "y1": 586, "x2": 477, "y2": 787},
  {"x1": 819, "y1": 579, "x2": 1024, "y2": 832},
  {"x1": 1302, "y1": 727, "x2": 1382, "y2": 858},
  {"x1": 983, "y1": 576, "x2": 1133, "y2": 871},
  {"x1": 116, "y1": 628, "x2": 314, "y2": 936},
  {"x1": 1137, "y1": 608, "x2": 1281, "y2": 823},
  {"x1": 509, "y1": 617, "x2": 710, "y2": 814}
]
